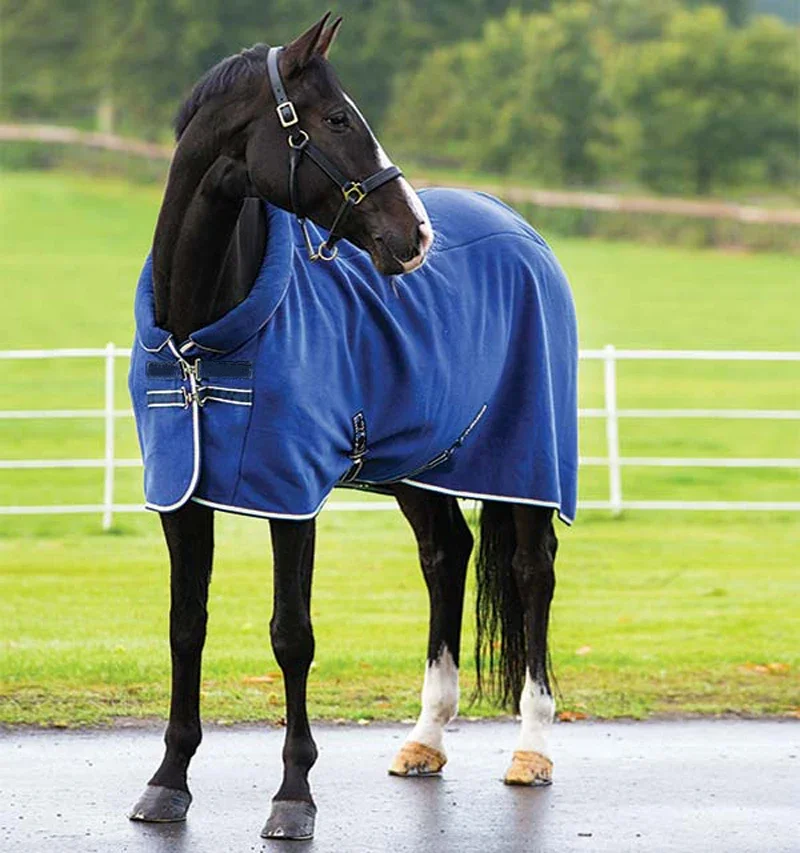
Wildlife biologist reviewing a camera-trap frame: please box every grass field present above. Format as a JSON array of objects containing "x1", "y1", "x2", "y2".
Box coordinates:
[{"x1": 0, "y1": 171, "x2": 798, "y2": 725}]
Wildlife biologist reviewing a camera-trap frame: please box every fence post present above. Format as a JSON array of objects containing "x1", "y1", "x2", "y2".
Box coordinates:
[
  {"x1": 603, "y1": 344, "x2": 623, "y2": 517},
  {"x1": 102, "y1": 342, "x2": 116, "y2": 530}
]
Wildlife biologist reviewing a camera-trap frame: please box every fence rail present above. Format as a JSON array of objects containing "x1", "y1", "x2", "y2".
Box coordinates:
[
  {"x1": 1, "y1": 345, "x2": 798, "y2": 529},
  {"x1": 4, "y1": 123, "x2": 800, "y2": 227}
]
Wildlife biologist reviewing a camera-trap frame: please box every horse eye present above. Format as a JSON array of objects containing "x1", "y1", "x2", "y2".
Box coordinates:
[{"x1": 324, "y1": 113, "x2": 349, "y2": 128}]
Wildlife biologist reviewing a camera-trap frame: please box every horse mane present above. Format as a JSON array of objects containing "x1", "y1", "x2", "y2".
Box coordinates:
[{"x1": 174, "y1": 43, "x2": 270, "y2": 140}]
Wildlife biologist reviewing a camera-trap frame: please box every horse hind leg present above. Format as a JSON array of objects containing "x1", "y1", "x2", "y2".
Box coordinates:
[
  {"x1": 388, "y1": 485, "x2": 473, "y2": 777},
  {"x1": 504, "y1": 505, "x2": 557, "y2": 786}
]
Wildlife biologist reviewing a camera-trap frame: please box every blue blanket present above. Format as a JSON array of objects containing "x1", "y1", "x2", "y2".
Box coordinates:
[{"x1": 129, "y1": 188, "x2": 578, "y2": 523}]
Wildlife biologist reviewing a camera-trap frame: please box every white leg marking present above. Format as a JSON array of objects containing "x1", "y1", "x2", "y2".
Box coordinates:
[
  {"x1": 516, "y1": 669, "x2": 555, "y2": 758},
  {"x1": 406, "y1": 647, "x2": 459, "y2": 753}
]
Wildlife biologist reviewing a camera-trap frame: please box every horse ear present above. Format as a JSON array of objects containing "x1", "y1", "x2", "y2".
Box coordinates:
[
  {"x1": 280, "y1": 12, "x2": 332, "y2": 77},
  {"x1": 316, "y1": 16, "x2": 343, "y2": 59}
]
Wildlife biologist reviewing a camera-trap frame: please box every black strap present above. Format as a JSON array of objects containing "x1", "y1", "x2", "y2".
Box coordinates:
[
  {"x1": 265, "y1": 46, "x2": 403, "y2": 262},
  {"x1": 267, "y1": 47, "x2": 298, "y2": 128}
]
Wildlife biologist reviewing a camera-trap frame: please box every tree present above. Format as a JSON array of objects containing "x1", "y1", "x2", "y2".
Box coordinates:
[
  {"x1": 387, "y1": 3, "x2": 613, "y2": 185},
  {"x1": 618, "y1": 7, "x2": 798, "y2": 194}
]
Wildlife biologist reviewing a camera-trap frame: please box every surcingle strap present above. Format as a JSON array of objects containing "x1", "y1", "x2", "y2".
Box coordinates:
[
  {"x1": 340, "y1": 411, "x2": 368, "y2": 483},
  {"x1": 145, "y1": 359, "x2": 253, "y2": 381}
]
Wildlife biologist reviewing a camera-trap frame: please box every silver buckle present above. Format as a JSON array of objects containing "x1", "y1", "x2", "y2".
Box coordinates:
[
  {"x1": 276, "y1": 101, "x2": 299, "y2": 128},
  {"x1": 316, "y1": 241, "x2": 339, "y2": 262}
]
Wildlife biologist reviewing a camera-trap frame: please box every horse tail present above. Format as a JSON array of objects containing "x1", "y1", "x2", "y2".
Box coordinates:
[{"x1": 474, "y1": 500, "x2": 526, "y2": 712}]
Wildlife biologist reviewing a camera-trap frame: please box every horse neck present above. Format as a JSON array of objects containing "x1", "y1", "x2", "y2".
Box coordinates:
[{"x1": 152, "y1": 144, "x2": 255, "y2": 343}]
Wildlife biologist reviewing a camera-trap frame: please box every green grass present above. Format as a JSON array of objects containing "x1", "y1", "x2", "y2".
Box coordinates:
[{"x1": 0, "y1": 171, "x2": 798, "y2": 725}]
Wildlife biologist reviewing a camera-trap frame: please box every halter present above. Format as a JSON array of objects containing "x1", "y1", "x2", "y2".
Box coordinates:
[{"x1": 266, "y1": 46, "x2": 402, "y2": 262}]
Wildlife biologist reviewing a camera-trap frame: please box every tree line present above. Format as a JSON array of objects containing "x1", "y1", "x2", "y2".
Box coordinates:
[
  {"x1": 388, "y1": 2, "x2": 798, "y2": 195},
  {"x1": 1, "y1": 0, "x2": 796, "y2": 195}
]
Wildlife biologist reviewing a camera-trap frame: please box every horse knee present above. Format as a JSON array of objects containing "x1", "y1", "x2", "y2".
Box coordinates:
[
  {"x1": 270, "y1": 616, "x2": 315, "y2": 673},
  {"x1": 169, "y1": 611, "x2": 208, "y2": 658}
]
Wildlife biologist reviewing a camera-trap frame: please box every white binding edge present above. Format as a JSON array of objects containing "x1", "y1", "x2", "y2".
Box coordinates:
[
  {"x1": 203, "y1": 385, "x2": 252, "y2": 395},
  {"x1": 180, "y1": 338, "x2": 227, "y2": 355},
  {"x1": 144, "y1": 342, "x2": 202, "y2": 513},
  {"x1": 191, "y1": 494, "x2": 327, "y2": 521},
  {"x1": 143, "y1": 388, "x2": 201, "y2": 513},
  {"x1": 201, "y1": 396, "x2": 252, "y2": 407},
  {"x1": 400, "y1": 478, "x2": 574, "y2": 526},
  {"x1": 147, "y1": 402, "x2": 185, "y2": 409},
  {"x1": 146, "y1": 389, "x2": 183, "y2": 396},
  {"x1": 139, "y1": 333, "x2": 173, "y2": 354}
]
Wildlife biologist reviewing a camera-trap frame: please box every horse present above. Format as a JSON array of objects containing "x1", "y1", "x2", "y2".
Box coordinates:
[{"x1": 127, "y1": 13, "x2": 577, "y2": 841}]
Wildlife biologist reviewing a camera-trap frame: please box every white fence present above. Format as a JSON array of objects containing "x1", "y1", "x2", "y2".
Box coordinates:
[{"x1": 1, "y1": 345, "x2": 798, "y2": 529}]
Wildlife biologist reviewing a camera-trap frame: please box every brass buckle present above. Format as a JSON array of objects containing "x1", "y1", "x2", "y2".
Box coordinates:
[
  {"x1": 276, "y1": 101, "x2": 299, "y2": 128},
  {"x1": 342, "y1": 182, "x2": 366, "y2": 205}
]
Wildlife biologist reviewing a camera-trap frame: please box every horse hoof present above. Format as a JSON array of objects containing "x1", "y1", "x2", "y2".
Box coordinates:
[
  {"x1": 388, "y1": 741, "x2": 447, "y2": 777},
  {"x1": 128, "y1": 785, "x2": 192, "y2": 822},
  {"x1": 504, "y1": 750, "x2": 553, "y2": 786},
  {"x1": 261, "y1": 799, "x2": 317, "y2": 840}
]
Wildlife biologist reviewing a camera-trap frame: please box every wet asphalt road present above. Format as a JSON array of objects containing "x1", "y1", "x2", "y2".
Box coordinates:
[{"x1": 1, "y1": 719, "x2": 798, "y2": 853}]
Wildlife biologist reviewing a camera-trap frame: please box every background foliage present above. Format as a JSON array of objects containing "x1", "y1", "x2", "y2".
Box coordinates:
[{"x1": 1, "y1": 0, "x2": 797, "y2": 196}]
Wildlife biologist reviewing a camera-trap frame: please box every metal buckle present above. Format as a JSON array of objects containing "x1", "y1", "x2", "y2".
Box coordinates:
[
  {"x1": 179, "y1": 359, "x2": 200, "y2": 381},
  {"x1": 316, "y1": 241, "x2": 339, "y2": 262},
  {"x1": 342, "y1": 182, "x2": 366, "y2": 205},
  {"x1": 276, "y1": 101, "x2": 299, "y2": 128},
  {"x1": 287, "y1": 129, "x2": 309, "y2": 150}
]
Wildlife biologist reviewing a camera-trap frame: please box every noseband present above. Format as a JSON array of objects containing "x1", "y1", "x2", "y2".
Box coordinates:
[{"x1": 266, "y1": 46, "x2": 402, "y2": 262}]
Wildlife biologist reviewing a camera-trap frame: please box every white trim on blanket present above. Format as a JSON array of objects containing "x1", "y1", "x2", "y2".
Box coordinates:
[
  {"x1": 181, "y1": 338, "x2": 227, "y2": 355},
  {"x1": 190, "y1": 495, "x2": 326, "y2": 521},
  {"x1": 203, "y1": 385, "x2": 253, "y2": 395},
  {"x1": 202, "y1": 396, "x2": 252, "y2": 407},
  {"x1": 400, "y1": 478, "x2": 574, "y2": 526},
  {"x1": 188, "y1": 484, "x2": 572, "y2": 525},
  {"x1": 144, "y1": 344, "x2": 202, "y2": 514},
  {"x1": 138, "y1": 333, "x2": 173, "y2": 354}
]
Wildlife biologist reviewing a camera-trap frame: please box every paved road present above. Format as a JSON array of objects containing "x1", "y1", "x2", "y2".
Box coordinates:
[{"x1": 1, "y1": 720, "x2": 798, "y2": 853}]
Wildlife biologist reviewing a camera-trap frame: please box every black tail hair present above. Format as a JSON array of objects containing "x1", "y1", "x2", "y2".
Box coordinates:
[{"x1": 474, "y1": 501, "x2": 526, "y2": 712}]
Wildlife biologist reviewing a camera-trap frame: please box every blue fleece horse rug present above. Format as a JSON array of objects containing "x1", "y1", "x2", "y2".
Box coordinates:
[{"x1": 129, "y1": 188, "x2": 578, "y2": 524}]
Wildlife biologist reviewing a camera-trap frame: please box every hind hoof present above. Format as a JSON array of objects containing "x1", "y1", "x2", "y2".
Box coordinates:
[
  {"x1": 261, "y1": 799, "x2": 317, "y2": 840},
  {"x1": 388, "y1": 741, "x2": 447, "y2": 777},
  {"x1": 128, "y1": 785, "x2": 192, "y2": 822},
  {"x1": 504, "y1": 751, "x2": 553, "y2": 786}
]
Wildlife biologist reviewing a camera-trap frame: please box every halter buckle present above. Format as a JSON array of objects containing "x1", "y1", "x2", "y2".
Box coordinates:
[
  {"x1": 276, "y1": 100, "x2": 299, "y2": 128},
  {"x1": 288, "y1": 129, "x2": 309, "y2": 150},
  {"x1": 342, "y1": 182, "x2": 367, "y2": 205}
]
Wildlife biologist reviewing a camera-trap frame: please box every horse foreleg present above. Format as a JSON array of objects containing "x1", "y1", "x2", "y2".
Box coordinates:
[
  {"x1": 504, "y1": 505, "x2": 557, "y2": 786},
  {"x1": 262, "y1": 517, "x2": 318, "y2": 841},
  {"x1": 389, "y1": 485, "x2": 472, "y2": 777},
  {"x1": 129, "y1": 501, "x2": 214, "y2": 821}
]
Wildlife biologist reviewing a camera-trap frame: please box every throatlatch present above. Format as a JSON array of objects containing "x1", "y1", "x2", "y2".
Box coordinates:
[{"x1": 266, "y1": 46, "x2": 402, "y2": 262}]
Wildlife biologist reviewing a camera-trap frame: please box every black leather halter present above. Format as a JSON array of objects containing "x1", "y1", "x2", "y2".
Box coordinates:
[{"x1": 266, "y1": 46, "x2": 402, "y2": 262}]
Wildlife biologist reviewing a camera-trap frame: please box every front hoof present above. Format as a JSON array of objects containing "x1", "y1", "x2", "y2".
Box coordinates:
[
  {"x1": 261, "y1": 799, "x2": 317, "y2": 840},
  {"x1": 504, "y1": 750, "x2": 553, "y2": 786},
  {"x1": 128, "y1": 785, "x2": 192, "y2": 822},
  {"x1": 388, "y1": 741, "x2": 447, "y2": 777}
]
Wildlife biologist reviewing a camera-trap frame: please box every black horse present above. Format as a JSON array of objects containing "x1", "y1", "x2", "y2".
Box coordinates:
[{"x1": 129, "y1": 14, "x2": 570, "y2": 841}]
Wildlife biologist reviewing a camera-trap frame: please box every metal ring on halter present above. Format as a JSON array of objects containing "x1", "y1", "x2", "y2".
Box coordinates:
[
  {"x1": 288, "y1": 129, "x2": 309, "y2": 150},
  {"x1": 316, "y1": 241, "x2": 339, "y2": 262}
]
